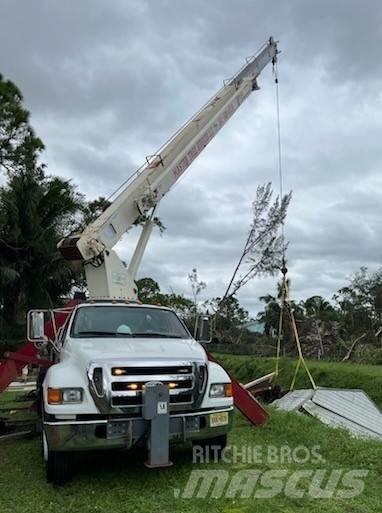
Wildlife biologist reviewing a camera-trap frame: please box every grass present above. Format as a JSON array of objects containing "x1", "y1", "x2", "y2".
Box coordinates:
[
  {"x1": 0, "y1": 389, "x2": 36, "y2": 426},
  {"x1": 214, "y1": 354, "x2": 382, "y2": 408},
  {"x1": 0, "y1": 358, "x2": 381, "y2": 512}
]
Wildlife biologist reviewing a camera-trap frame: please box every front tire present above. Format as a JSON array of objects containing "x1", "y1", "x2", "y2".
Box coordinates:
[
  {"x1": 46, "y1": 449, "x2": 72, "y2": 485},
  {"x1": 43, "y1": 429, "x2": 72, "y2": 485}
]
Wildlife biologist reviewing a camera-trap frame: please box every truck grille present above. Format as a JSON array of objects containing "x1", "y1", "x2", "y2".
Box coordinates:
[
  {"x1": 107, "y1": 362, "x2": 205, "y2": 411},
  {"x1": 111, "y1": 365, "x2": 193, "y2": 376},
  {"x1": 88, "y1": 361, "x2": 207, "y2": 412},
  {"x1": 111, "y1": 379, "x2": 193, "y2": 391},
  {"x1": 112, "y1": 392, "x2": 193, "y2": 407}
]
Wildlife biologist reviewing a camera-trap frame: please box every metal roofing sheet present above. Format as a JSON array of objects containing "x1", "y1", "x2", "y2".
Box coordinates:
[
  {"x1": 272, "y1": 386, "x2": 382, "y2": 440},
  {"x1": 273, "y1": 389, "x2": 314, "y2": 412},
  {"x1": 311, "y1": 388, "x2": 382, "y2": 437},
  {"x1": 302, "y1": 400, "x2": 382, "y2": 440}
]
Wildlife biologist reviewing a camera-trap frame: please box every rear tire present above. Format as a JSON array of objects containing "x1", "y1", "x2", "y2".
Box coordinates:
[{"x1": 192, "y1": 434, "x2": 227, "y2": 461}]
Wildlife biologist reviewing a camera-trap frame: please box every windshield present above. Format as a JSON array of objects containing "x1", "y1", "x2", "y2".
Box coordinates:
[{"x1": 70, "y1": 306, "x2": 191, "y2": 339}]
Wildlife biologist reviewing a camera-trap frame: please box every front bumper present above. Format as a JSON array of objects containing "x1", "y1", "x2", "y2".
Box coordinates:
[{"x1": 44, "y1": 407, "x2": 234, "y2": 452}]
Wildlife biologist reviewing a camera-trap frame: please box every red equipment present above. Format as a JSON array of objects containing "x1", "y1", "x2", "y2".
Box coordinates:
[
  {"x1": 206, "y1": 351, "x2": 268, "y2": 426},
  {"x1": 0, "y1": 300, "x2": 79, "y2": 393}
]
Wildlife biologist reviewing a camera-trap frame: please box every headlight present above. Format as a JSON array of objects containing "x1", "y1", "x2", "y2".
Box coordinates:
[
  {"x1": 209, "y1": 383, "x2": 233, "y2": 398},
  {"x1": 48, "y1": 387, "x2": 83, "y2": 404},
  {"x1": 62, "y1": 388, "x2": 83, "y2": 403}
]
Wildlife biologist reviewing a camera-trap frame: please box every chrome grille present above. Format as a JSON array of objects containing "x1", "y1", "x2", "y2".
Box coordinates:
[
  {"x1": 111, "y1": 365, "x2": 193, "y2": 376},
  {"x1": 109, "y1": 362, "x2": 197, "y2": 410}
]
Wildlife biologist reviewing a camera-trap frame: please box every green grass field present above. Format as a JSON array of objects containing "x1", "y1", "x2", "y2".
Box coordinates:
[
  {"x1": 0, "y1": 357, "x2": 381, "y2": 513},
  {"x1": 215, "y1": 354, "x2": 382, "y2": 408}
]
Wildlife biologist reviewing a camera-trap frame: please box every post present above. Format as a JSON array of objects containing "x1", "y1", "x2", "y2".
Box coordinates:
[{"x1": 142, "y1": 381, "x2": 172, "y2": 468}]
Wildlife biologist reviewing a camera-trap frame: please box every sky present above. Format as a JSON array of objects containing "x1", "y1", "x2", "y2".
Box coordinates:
[{"x1": 1, "y1": 0, "x2": 382, "y2": 316}]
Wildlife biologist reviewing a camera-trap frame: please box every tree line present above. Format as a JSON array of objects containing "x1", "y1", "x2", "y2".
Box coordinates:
[{"x1": 1, "y1": 73, "x2": 381, "y2": 364}]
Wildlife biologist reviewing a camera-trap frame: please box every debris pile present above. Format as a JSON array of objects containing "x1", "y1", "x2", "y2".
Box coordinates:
[{"x1": 273, "y1": 387, "x2": 382, "y2": 440}]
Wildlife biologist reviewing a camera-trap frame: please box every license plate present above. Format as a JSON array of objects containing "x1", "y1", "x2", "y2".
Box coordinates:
[
  {"x1": 107, "y1": 421, "x2": 129, "y2": 438},
  {"x1": 209, "y1": 412, "x2": 229, "y2": 427}
]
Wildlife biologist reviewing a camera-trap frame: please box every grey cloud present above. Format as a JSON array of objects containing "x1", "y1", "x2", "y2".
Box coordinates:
[{"x1": 1, "y1": 0, "x2": 382, "y2": 315}]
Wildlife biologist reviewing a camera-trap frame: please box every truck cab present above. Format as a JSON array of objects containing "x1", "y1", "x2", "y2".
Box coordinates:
[{"x1": 35, "y1": 301, "x2": 233, "y2": 483}]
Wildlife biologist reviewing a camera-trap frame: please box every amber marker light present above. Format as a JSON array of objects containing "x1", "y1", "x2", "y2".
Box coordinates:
[
  {"x1": 48, "y1": 388, "x2": 62, "y2": 404},
  {"x1": 224, "y1": 383, "x2": 233, "y2": 397}
]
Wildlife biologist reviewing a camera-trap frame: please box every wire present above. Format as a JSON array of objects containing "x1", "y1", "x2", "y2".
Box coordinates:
[
  {"x1": 273, "y1": 61, "x2": 286, "y2": 267},
  {"x1": 272, "y1": 66, "x2": 317, "y2": 390}
]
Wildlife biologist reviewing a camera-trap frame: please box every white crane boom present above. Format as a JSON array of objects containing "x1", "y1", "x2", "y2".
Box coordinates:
[{"x1": 59, "y1": 38, "x2": 278, "y2": 300}]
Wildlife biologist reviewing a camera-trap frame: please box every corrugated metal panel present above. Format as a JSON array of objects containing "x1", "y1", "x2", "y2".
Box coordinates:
[
  {"x1": 314, "y1": 388, "x2": 381, "y2": 415},
  {"x1": 302, "y1": 400, "x2": 382, "y2": 440},
  {"x1": 273, "y1": 386, "x2": 382, "y2": 440},
  {"x1": 311, "y1": 388, "x2": 382, "y2": 437},
  {"x1": 273, "y1": 389, "x2": 314, "y2": 412}
]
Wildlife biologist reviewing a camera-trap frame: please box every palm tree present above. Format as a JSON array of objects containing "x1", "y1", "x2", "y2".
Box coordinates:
[
  {"x1": 301, "y1": 296, "x2": 335, "y2": 319},
  {"x1": 0, "y1": 169, "x2": 82, "y2": 335}
]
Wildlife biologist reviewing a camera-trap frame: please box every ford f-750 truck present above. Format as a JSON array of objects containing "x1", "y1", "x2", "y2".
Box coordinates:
[{"x1": 31, "y1": 302, "x2": 233, "y2": 483}]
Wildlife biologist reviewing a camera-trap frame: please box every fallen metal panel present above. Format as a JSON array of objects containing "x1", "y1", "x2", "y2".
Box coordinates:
[
  {"x1": 302, "y1": 400, "x2": 382, "y2": 440},
  {"x1": 312, "y1": 388, "x2": 382, "y2": 437},
  {"x1": 273, "y1": 389, "x2": 314, "y2": 412},
  {"x1": 314, "y1": 388, "x2": 381, "y2": 415}
]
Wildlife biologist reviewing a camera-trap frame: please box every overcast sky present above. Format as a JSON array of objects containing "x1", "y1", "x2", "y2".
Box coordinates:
[{"x1": 1, "y1": 0, "x2": 382, "y2": 316}]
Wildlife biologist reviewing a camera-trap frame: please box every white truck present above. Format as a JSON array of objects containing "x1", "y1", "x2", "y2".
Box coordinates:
[{"x1": 28, "y1": 38, "x2": 278, "y2": 484}]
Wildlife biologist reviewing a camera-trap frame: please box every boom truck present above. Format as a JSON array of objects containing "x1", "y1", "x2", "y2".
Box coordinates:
[{"x1": 22, "y1": 38, "x2": 278, "y2": 484}]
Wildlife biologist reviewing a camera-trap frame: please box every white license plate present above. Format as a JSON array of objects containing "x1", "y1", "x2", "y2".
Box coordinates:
[{"x1": 209, "y1": 412, "x2": 229, "y2": 427}]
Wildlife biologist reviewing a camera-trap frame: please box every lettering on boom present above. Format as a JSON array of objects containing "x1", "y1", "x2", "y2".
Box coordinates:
[{"x1": 172, "y1": 88, "x2": 250, "y2": 179}]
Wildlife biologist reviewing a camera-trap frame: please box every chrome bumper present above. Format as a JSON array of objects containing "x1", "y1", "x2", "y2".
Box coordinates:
[{"x1": 44, "y1": 407, "x2": 234, "y2": 452}]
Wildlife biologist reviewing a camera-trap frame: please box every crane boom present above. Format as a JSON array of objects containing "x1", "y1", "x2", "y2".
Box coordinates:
[{"x1": 59, "y1": 38, "x2": 278, "y2": 300}]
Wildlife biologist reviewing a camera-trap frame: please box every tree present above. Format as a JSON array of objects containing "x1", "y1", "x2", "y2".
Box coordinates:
[
  {"x1": 136, "y1": 277, "x2": 193, "y2": 318},
  {"x1": 299, "y1": 296, "x2": 336, "y2": 357},
  {"x1": 204, "y1": 295, "x2": 249, "y2": 344},
  {"x1": 302, "y1": 296, "x2": 333, "y2": 317},
  {"x1": 188, "y1": 268, "x2": 206, "y2": 311},
  {"x1": 257, "y1": 293, "x2": 280, "y2": 337},
  {"x1": 0, "y1": 73, "x2": 44, "y2": 177},
  {"x1": 333, "y1": 267, "x2": 382, "y2": 333},
  {"x1": 0, "y1": 74, "x2": 84, "y2": 336},
  {"x1": 0, "y1": 169, "x2": 83, "y2": 333},
  {"x1": 222, "y1": 183, "x2": 291, "y2": 302},
  {"x1": 257, "y1": 279, "x2": 305, "y2": 349},
  {"x1": 136, "y1": 277, "x2": 162, "y2": 303}
]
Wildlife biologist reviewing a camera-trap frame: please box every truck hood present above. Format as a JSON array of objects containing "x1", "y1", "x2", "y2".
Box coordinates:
[{"x1": 64, "y1": 337, "x2": 207, "y2": 367}]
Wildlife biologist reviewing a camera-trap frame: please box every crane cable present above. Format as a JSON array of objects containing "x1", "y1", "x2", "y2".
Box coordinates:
[{"x1": 272, "y1": 61, "x2": 317, "y2": 391}]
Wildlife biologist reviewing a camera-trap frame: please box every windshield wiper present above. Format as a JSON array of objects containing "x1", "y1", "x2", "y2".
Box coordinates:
[
  {"x1": 76, "y1": 331, "x2": 131, "y2": 337},
  {"x1": 132, "y1": 332, "x2": 183, "y2": 339},
  {"x1": 76, "y1": 331, "x2": 183, "y2": 338}
]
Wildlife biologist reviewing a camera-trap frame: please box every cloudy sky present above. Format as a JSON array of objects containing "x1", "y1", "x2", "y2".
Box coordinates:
[{"x1": 1, "y1": 0, "x2": 382, "y2": 315}]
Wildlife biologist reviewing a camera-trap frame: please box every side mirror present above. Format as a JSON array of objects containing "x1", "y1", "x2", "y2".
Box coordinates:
[
  {"x1": 27, "y1": 310, "x2": 46, "y2": 342},
  {"x1": 195, "y1": 314, "x2": 212, "y2": 343}
]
